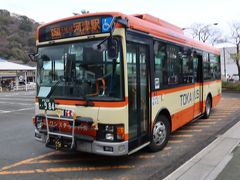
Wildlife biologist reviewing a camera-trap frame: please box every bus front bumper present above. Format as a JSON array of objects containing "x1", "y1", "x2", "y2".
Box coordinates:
[
  {"x1": 34, "y1": 129, "x2": 128, "y2": 156},
  {"x1": 77, "y1": 140, "x2": 128, "y2": 156}
]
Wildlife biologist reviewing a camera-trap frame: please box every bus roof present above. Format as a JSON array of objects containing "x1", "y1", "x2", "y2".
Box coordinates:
[{"x1": 37, "y1": 12, "x2": 220, "y2": 55}]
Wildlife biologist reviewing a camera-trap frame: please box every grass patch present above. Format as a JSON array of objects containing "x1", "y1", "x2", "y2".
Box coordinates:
[{"x1": 222, "y1": 81, "x2": 240, "y2": 91}]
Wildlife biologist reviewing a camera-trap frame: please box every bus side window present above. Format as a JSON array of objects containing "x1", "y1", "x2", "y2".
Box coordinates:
[
  {"x1": 166, "y1": 45, "x2": 181, "y2": 86},
  {"x1": 203, "y1": 53, "x2": 211, "y2": 81},
  {"x1": 180, "y1": 48, "x2": 193, "y2": 84},
  {"x1": 209, "y1": 53, "x2": 221, "y2": 80},
  {"x1": 153, "y1": 41, "x2": 167, "y2": 89}
]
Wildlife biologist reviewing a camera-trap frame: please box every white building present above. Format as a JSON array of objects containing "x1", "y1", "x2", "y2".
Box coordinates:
[
  {"x1": 219, "y1": 46, "x2": 239, "y2": 79},
  {"x1": 0, "y1": 58, "x2": 36, "y2": 91}
]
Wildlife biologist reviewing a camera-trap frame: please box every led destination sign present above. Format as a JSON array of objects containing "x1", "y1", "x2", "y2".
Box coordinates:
[{"x1": 39, "y1": 16, "x2": 113, "y2": 42}]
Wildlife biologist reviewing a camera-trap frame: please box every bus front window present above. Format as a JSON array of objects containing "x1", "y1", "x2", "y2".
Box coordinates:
[{"x1": 37, "y1": 38, "x2": 123, "y2": 101}]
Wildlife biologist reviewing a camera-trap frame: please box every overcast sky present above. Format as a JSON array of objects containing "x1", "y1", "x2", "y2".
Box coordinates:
[{"x1": 1, "y1": 0, "x2": 240, "y2": 35}]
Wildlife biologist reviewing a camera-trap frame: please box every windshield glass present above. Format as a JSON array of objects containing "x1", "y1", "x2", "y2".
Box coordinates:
[{"x1": 36, "y1": 38, "x2": 123, "y2": 101}]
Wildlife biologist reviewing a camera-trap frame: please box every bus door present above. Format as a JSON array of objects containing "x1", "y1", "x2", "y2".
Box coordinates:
[
  {"x1": 127, "y1": 42, "x2": 150, "y2": 151},
  {"x1": 193, "y1": 54, "x2": 203, "y2": 117}
]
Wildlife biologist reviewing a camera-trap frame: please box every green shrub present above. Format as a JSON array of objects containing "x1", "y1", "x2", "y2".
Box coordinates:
[{"x1": 222, "y1": 81, "x2": 240, "y2": 91}]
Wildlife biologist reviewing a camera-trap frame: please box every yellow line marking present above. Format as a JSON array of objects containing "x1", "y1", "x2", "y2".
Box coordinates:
[
  {"x1": 168, "y1": 140, "x2": 183, "y2": 144},
  {"x1": 194, "y1": 122, "x2": 216, "y2": 125},
  {"x1": 138, "y1": 155, "x2": 155, "y2": 159},
  {"x1": 199, "y1": 119, "x2": 216, "y2": 122},
  {"x1": 0, "y1": 151, "x2": 59, "y2": 171},
  {"x1": 177, "y1": 129, "x2": 202, "y2": 133},
  {"x1": 171, "y1": 134, "x2": 193, "y2": 138},
  {"x1": 0, "y1": 165, "x2": 135, "y2": 175},
  {"x1": 206, "y1": 118, "x2": 222, "y2": 121},
  {"x1": 119, "y1": 177, "x2": 130, "y2": 180},
  {"x1": 188, "y1": 125, "x2": 209, "y2": 128},
  {"x1": 29, "y1": 159, "x2": 83, "y2": 164},
  {"x1": 163, "y1": 147, "x2": 172, "y2": 151},
  {"x1": 0, "y1": 170, "x2": 35, "y2": 175},
  {"x1": 211, "y1": 116, "x2": 226, "y2": 118}
]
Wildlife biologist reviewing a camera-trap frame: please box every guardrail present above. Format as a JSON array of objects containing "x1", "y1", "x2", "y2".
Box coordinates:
[
  {"x1": 0, "y1": 84, "x2": 36, "y2": 92},
  {"x1": 13, "y1": 84, "x2": 36, "y2": 91}
]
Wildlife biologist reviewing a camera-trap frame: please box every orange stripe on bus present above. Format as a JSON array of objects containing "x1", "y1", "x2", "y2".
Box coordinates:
[
  {"x1": 171, "y1": 104, "x2": 194, "y2": 131},
  {"x1": 171, "y1": 94, "x2": 220, "y2": 132},
  {"x1": 212, "y1": 94, "x2": 221, "y2": 108},
  {"x1": 54, "y1": 97, "x2": 128, "y2": 108}
]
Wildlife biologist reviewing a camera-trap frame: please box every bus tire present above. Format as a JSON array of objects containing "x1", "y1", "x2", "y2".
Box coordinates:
[
  {"x1": 148, "y1": 115, "x2": 170, "y2": 152},
  {"x1": 204, "y1": 96, "x2": 212, "y2": 119}
]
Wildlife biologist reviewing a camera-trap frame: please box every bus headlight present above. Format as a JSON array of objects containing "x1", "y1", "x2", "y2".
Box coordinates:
[
  {"x1": 105, "y1": 133, "x2": 114, "y2": 141},
  {"x1": 36, "y1": 121, "x2": 43, "y2": 129},
  {"x1": 35, "y1": 115, "x2": 45, "y2": 130},
  {"x1": 105, "y1": 125, "x2": 114, "y2": 132},
  {"x1": 97, "y1": 124, "x2": 125, "y2": 142}
]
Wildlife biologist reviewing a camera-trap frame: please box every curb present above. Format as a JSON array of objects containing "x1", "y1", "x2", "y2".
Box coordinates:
[{"x1": 164, "y1": 121, "x2": 240, "y2": 180}]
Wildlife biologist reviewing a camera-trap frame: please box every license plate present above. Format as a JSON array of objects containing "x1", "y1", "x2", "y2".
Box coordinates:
[{"x1": 39, "y1": 98, "x2": 55, "y2": 111}]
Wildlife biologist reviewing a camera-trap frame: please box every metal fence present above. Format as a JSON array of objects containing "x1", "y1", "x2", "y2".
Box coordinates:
[{"x1": 0, "y1": 84, "x2": 36, "y2": 92}]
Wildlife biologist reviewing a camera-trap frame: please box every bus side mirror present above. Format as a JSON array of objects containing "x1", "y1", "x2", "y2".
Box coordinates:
[
  {"x1": 107, "y1": 38, "x2": 118, "y2": 60},
  {"x1": 28, "y1": 53, "x2": 38, "y2": 62}
]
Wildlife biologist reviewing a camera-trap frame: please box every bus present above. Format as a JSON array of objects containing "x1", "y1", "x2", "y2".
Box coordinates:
[{"x1": 32, "y1": 12, "x2": 221, "y2": 156}]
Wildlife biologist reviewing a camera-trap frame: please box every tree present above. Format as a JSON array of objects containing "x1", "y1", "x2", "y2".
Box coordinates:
[
  {"x1": 229, "y1": 22, "x2": 240, "y2": 81},
  {"x1": 18, "y1": 16, "x2": 33, "y2": 32},
  {"x1": 184, "y1": 23, "x2": 222, "y2": 45}
]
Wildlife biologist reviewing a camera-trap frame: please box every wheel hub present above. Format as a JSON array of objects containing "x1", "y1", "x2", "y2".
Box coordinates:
[{"x1": 153, "y1": 121, "x2": 166, "y2": 145}]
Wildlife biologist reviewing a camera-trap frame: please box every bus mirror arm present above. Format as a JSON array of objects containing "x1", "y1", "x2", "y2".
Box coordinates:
[
  {"x1": 96, "y1": 16, "x2": 119, "y2": 50},
  {"x1": 96, "y1": 16, "x2": 128, "y2": 53},
  {"x1": 115, "y1": 17, "x2": 128, "y2": 28},
  {"x1": 28, "y1": 53, "x2": 38, "y2": 62}
]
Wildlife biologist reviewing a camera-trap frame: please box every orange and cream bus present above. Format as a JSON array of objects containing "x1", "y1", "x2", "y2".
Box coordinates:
[{"x1": 32, "y1": 12, "x2": 221, "y2": 156}]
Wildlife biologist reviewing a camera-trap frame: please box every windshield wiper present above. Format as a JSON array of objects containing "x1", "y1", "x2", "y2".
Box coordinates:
[{"x1": 46, "y1": 77, "x2": 64, "y2": 99}]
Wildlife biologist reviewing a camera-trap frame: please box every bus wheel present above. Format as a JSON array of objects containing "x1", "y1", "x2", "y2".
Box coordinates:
[
  {"x1": 204, "y1": 96, "x2": 212, "y2": 119},
  {"x1": 148, "y1": 115, "x2": 170, "y2": 152}
]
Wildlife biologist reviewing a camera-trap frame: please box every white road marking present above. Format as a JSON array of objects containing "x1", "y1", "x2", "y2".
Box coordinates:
[
  {"x1": 14, "y1": 107, "x2": 34, "y2": 112},
  {"x1": 0, "y1": 101, "x2": 32, "y2": 106},
  {"x1": 0, "y1": 107, "x2": 34, "y2": 114},
  {"x1": 0, "y1": 98, "x2": 34, "y2": 102},
  {"x1": 0, "y1": 110, "x2": 10, "y2": 113}
]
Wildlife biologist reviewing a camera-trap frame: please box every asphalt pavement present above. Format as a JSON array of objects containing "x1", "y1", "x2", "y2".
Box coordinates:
[
  {"x1": 0, "y1": 91, "x2": 240, "y2": 180},
  {"x1": 165, "y1": 116, "x2": 240, "y2": 180}
]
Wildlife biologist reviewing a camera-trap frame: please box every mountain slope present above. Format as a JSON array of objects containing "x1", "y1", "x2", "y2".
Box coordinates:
[{"x1": 0, "y1": 9, "x2": 39, "y2": 63}]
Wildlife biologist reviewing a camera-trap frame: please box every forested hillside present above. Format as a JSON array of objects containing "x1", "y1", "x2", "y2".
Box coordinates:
[{"x1": 0, "y1": 9, "x2": 39, "y2": 63}]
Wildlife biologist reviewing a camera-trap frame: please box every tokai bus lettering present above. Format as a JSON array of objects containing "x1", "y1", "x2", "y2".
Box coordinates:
[
  {"x1": 180, "y1": 92, "x2": 192, "y2": 106},
  {"x1": 180, "y1": 89, "x2": 200, "y2": 106},
  {"x1": 194, "y1": 89, "x2": 200, "y2": 100}
]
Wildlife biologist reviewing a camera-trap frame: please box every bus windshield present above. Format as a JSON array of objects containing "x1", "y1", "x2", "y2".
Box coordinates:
[{"x1": 36, "y1": 38, "x2": 123, "y2": 101}]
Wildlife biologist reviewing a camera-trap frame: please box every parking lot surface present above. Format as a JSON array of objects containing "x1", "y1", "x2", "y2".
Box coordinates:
[{"x1": 0, "y1": 91, "x2": 240, "y2": 180}]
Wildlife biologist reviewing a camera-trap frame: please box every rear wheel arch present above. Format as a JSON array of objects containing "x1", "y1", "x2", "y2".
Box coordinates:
[
  {"x1": 204, "y1": 93, "x2": 212, "y2": 119},
  {"x1": 154, "y1": 108, "x2": 172, "y2": 131}
]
